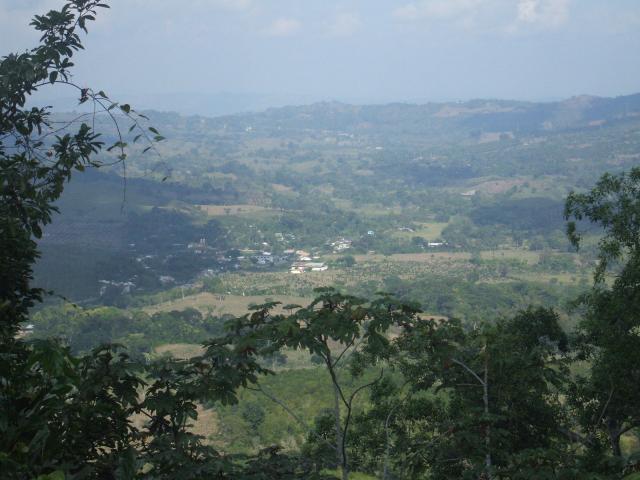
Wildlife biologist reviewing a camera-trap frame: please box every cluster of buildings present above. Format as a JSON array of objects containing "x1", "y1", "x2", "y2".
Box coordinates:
[
  {"x1": 187, "y1": 238, "x2": 208, "y2": 254},
  {"x1": 250, "y1": 251, "x2": 290, "y2": 266},
  {"x1": 290, "y1": 261, "x2": 328, "y2": 274},
  {"x1": 288, "y1": 249, "x2": 328, "y2": 274},
  {"x1": 244, "y1": 247, "x2": 329, "y2": 274},
  {"x1": 99, "y1": 279, "x2": 136, "y2": 296},
  {"x1": 330, "y1": 238, "x2": 353, "y2": 253}
]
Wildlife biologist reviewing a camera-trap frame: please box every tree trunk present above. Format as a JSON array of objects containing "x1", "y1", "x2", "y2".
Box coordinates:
[
  {"x1": 382, "y1": 407, "x2": 394, "y2": 480},
  {"x1": 607, "y1": 419, "x2": 622, "y2": 457},
  {"x1": 333, "y1": 380, "x2": 348, "y2": 480},
  {"x1": 483, "y1": 349, "x2": 492, "y2": 480}
]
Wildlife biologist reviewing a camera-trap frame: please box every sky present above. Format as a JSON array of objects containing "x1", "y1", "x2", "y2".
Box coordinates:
[{"x1": 2, "y1": 0, "x2": 640, "y2": 115}]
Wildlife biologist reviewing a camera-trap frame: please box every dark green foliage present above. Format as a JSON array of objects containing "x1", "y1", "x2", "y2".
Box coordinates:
[
  {"x1": 0, "y1": 3, "x2": 264, "y2": 478},
  {"x1": 565, "y1": 167, "x2": 640, "y2": 465},
  {"x1": 352, "y1": 308, "x2": 581, "y2": 479},
  {"x1": 566, "y1": 167, "x2": 640, "y2": 282},
  {"x1": 332, "y1": 255, "x2": 357, "y2": 267},
  {"x1": 470, "y1": 197, "x2": 565, "y2": 233},
  {"x1": 1, "y1": 343, "x2": 143, "y2": 478},
  {"x1": 217, "y1": 288, "x2": 421, "y2": 479},
  {"x1": 380, "y1": 273, "x2": 579, "y2": 322},
  {"x1": 32, "y1": 305, "x2": 227, "y2": 354},
  {"x1": 233, "y1": 446, "x2": 335, "y2": 479},
  {"x1": 242, "y1": 402, "x2": 266, "y2": 430}
]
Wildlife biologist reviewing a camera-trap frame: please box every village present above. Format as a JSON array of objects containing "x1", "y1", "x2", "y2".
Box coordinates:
[{"x1": 97, "y1": 224, "x2": 449, "y2": 301}]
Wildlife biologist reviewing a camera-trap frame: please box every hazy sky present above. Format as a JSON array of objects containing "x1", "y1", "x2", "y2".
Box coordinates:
[{"x1": 2, "y1": 0, "x2": 640, "y2": 113}]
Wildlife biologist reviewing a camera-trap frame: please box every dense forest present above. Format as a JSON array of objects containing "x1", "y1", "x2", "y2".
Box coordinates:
[{"x1": 2, "y1": 2, "x2": 640, "y2": 480}]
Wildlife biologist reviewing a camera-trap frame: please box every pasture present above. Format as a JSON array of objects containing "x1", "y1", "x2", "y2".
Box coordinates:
[
  {"x1": 197, "y1": 204, "x2": 278, "y2": 217},
  {"x1": 142, "y1": 292, "x2": 311, "y2": 316},
  {"x1": 392, "y1": 221, "x2": 449, "y2": 240}
]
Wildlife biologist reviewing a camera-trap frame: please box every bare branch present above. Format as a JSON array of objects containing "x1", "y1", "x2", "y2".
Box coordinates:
[{"x1": 451, "y1": 358, "x2": 485, "y2": 386}]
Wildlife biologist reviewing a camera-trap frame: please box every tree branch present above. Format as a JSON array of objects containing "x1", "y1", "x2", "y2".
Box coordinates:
[{"x1": 247, "y1": 383, "x2": 338, "y2": 453}]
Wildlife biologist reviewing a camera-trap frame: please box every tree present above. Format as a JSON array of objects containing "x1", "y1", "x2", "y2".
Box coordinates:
[
  {"x1": 0, "y1": 3, "x2": 264, "y2": 478},
  {"x1": 353, "y1": 309, "x2": 578, "y2": 479},
  {"x1": 1, "y1": 0, "x2": 163, "y2": 341},
  {"x1": 565, "y1": 167, "x2": 640, "y2": 466},
  {"x1": 219, "y1": 288, "x2": 421, "y2": 480}
]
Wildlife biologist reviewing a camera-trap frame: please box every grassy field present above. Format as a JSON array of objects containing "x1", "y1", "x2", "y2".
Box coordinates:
[
  {"x1": 331, "y1": 198, "x2": 404, "y2": 216},
  {"x1": 165, "y1": 249, "x2": 583, "y2": 304},
  {"x1": 510, "y1": 272, "x2": 589, "y2": 285},
  {"x1": 142, "y1": 292, "x2": 312, "y2": 316},
  {"x1": 197, "y1": 204, "x2": 278, "y2": 217},
  {"x1": 354, "y1": 251, "x2": 471, "y2": 263},
  {"x1": 154, "y1": 341, "x2": 319, "y2": 373},
  {"x1": 154, "y1": 343, "x2": 204, "y2": 358},
  {"x1": 354, "y1": 249, "x2": 543, "y2": 264},
  {"x1": 479, "y1": 249, "x2": 541, "y2": 264},
  {"x1": 392, "y1": 221, "x2": 449, "y2": 240}
]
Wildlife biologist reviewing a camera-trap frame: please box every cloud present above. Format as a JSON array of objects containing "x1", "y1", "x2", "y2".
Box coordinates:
[
  {"x1": 393, "y1": 0, "x2": 484, "y2": 22},
  {"x1": 392, "y1": 0, "x2": 573, "y2": 34},
  {"x1": 264, "y1": 17, "x2": 301, "y2": 37},
  {"x1": 511, "y1": 0, "x2": 570, "y2": 30},
  {"x1": 326, "y1": 12, "x2": 362, "y2": 37}
]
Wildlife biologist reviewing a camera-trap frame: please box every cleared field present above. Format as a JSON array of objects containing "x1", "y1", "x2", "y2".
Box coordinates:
[
  {"x1": 392, "y1": 221, "x2": 449, "y2": 240},
  {"x1": 510, "y1": 272, "x2": 588, "y2": 284},
  {"x1": 355, "y1": 252, "x2": 471, "y2": 263},
  {"x1": 353, "y1": 249, "x2": 541, "y2": 265},
  {"x1": 143, "y1": 292, "x2": 312, "y2": 316},
  {"x1": 468, "y1": 177, "x2": 526, "y2": 194},
  {"x1": 197, "y1": 204, "x2": 278, "y2": 217},
  {"x1": 271, "y1": 183, "x2": 294, "y2": 193},
  {"x1": 154, "y1": 343, "x2": 204, "y2": 359},
  {"x1": 480, "y1": 249, "x2": 541, "y2": 264},
  {"x1": 332, "y1": 198, "x2": 403, "y2": 216},
  {"x1": 155, "y1": 342, "x2": 317, "y2": 371},
  {"x1": 355, "y1": 250, "x2": 540, "y2": 265}
]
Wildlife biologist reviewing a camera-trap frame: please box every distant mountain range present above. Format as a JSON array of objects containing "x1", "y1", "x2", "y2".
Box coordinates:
[
  {"x1": 126, "y1": 92, "x2": 640, "y2": 147},
  {"x1": 44, "y1": 91, "x2": 640, "y2": 136},
  {"x1": 202, "y1": 93, "x2": 640, "y2": 136}
]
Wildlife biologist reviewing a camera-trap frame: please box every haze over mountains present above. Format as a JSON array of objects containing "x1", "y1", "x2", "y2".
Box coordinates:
[
  {"x1": 199, "y1": 92, "x2": 640, "y2": 135},
  {"x1": 38, "y1": 90, "x2": 640, "y2": 122}
]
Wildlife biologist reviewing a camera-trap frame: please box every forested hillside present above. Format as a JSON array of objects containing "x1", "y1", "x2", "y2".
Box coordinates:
[{"x1": 35, "y1": 91, "x2": 640, "y2": 304}]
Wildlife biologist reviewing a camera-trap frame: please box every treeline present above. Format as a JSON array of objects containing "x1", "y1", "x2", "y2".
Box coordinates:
[{"x1": 31, "y1": 306, "x2": 228, "y2": 355}]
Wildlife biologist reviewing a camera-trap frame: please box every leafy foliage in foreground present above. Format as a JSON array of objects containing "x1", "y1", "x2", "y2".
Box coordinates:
[{"x1": 0, "y1": 2, "x2": 266, "y2": 478}]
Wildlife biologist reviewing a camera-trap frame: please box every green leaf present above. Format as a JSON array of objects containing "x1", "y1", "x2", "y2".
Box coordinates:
[{"x1": 49, "y1": 71, "x2": 58, "y2": 84}]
